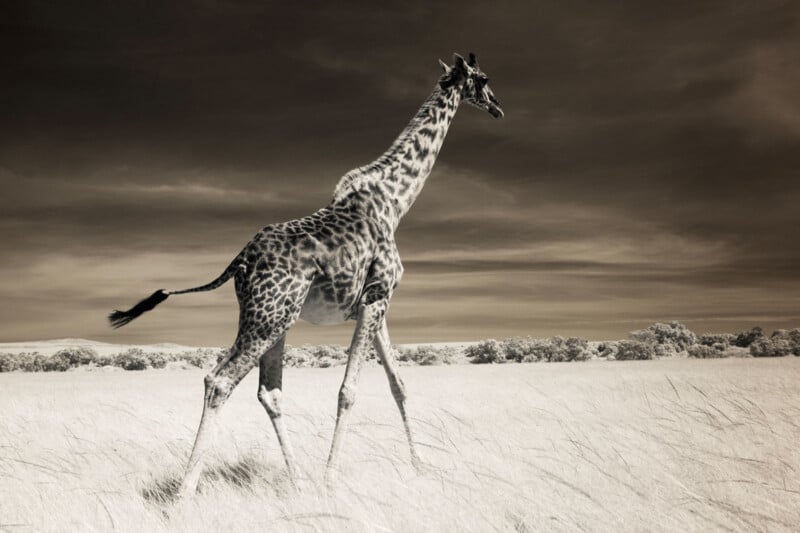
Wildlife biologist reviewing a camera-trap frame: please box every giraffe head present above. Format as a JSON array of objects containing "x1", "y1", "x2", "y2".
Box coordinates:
[{"x1": 439, "y1": 52, "x2": 503, "y2": 118}]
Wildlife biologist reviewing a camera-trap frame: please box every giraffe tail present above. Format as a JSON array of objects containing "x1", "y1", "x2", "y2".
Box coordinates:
[{"x1": 108, "y1": 260, "x2": 241, "y2": 329}]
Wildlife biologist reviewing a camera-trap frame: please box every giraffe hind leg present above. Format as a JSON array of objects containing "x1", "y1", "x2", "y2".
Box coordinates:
[
  {"x1": 178, "y1": 267, "x2": 311, "y2": 498},
  {"x1": 257, "y1": 335, "x2": 299, "y2": 486},
  {"x1": 178, "y1": 326, "x2": 298, "y2": 496}
]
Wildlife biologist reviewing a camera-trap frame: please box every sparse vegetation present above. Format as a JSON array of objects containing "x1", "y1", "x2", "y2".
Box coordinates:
[
  {"x1": 629, "y1": 321, "x2": 697, "y2": 356},
  {"x1": 115, "y1": 348, "x2": 150, "y2": 370},
  {"x1": 687, "y1": 344, "x2": 728, "y2": 358},
  {"x1": 698, "y1": 333, "x2": 735, "y2": 350},
  {"x1": 2, "y1": 322, "x2": 798, "y2": 372},
  {"x1": 596, "y1": 341, "x2": 619, "y2": 359},
  {"x1": 466, "y1": 335, "x2": 593, "y2": 364},
  {"x1": 614, "y1": 339, "x2": 656, "y2": 360},
  {"x1": 466, "y1": 339, "x2": 506, "y2": 364},
  {"x1": 733, "y1": 326, "x2": 765, "y2": 347},
  {"x1": 397, "y1": 344, "x2": 457, "y2": 366}
]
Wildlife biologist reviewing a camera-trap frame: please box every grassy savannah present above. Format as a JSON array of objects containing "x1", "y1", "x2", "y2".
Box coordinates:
[{"x1": 1, "y1": 355, "x2": 799, "y2": 532}]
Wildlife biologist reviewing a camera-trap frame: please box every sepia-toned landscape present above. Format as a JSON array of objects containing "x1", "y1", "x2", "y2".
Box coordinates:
[
  {"x1": 1, "y1": 353, "x2": 798, "y2": 532},
  {"x1": 1, "y1": 325, "x2": 799, "y2": 532},
  {"x1": 3, "y1": 1, "x2": 800, "y2": 531}
]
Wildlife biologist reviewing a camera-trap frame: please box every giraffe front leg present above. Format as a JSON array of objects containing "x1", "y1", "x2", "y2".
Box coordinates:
[
  {"x1": 374, "y1": 319, "x2": 425, "y2": 471},
  {"x1": 325, "y1": 298, "x2": 387, "y2": 487}
]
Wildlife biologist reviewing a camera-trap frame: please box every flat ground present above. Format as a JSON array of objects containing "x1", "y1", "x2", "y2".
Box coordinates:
[{"x1": 1, "y1": 357, "x2": 798, "y2": 532}]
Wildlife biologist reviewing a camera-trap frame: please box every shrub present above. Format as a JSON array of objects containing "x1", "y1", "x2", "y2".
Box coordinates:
[
  {"x1": 466, "y1": 339, "x2": 506, "y2": 364},
  {"x1": 502, "y1": 336, "x2": 540, "y2": 362},
  {"x1": 177, "y1": 348, "x2": 221, "y2": 368},
  {"x1": 534, "y1": 337, "x2": 564, "y2": 362},
  {"x1": 147, "y1": 352, "x2": 169, "y2": 369},
  {"x1": 519, "y1": 342, "x2": 545, "y2": 362},
  {"x1": 596, "y1": 342, "x2": 619, "y2": 359},
  {"x1": 733, "y1": 327, "x2": 764, "y2": 348},
  {"x1": 0, "y1": 352, "x2": 23, "y2": 372},
  {"x1": 55, "y1": 347, "x2": 99, "y2": 367},
  {"x1": 630, "y1": 321, "x2": 697, "y2": 355},
  {"x1": 94, "y1": 353, "x2": 114, "y2": 367},
  {"x1": 42, "y1": 352, "x2": 73, "y2": 372},
  {"x1": 565, "y1": 337, "x2": 591, "y2": 361},
  {"x1": 750, "y1": 337, "x2": 793, "y2": 357},
  {"x1": 284, "y1": 345, "x2": 313, "y2": 368},
  {"x1": 282, "y1": 344, "x2": 348, "y2": 368},
  {"x1": 115, "y1": 348, "x2": 149, "y2": 370},
  {"x1": 18, "y1": 353, "x2": 47, "y2": 372},
  {"x1": 614, "y1": 340, "x2": 655, "y2": 361},
  {"x1": 770, "y1": 329, "x2": 800, "y2": 356},
  {"x1": 313, "y1": 344, "x2": 348, "y2": 362},
  {"x1": 687, "y1": 344, "x2": 728, "y2": 358},
  {"x1": 699, "y1": 333, "x2": 734, "y2": 349},
  {"x1": 398, "y1": 345, "x2": 456, "y2": 366}
]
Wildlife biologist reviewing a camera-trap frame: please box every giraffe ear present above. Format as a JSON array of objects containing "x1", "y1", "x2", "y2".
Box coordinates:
[
  {"x1": 453, "y1": 53, "x2": 469, "y2": 73},
  {"x1": 438, "y1": 58, "x2": 451, "y2": 73}
]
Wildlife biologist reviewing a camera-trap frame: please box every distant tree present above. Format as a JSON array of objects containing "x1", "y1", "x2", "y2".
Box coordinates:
[
  {"x1": 750, "y1": 337, "x2": 792, "y2": 357},
  {"x1": 733, "y1": 327, "x2": 764, "y2": 348},
  {"x1": 43, "y1": 352, "x2": 73, "y2": 372},
  {"x1": 0, "y1": 352, "x2": 22, "y2": 372},
  {"x1": 698, "y1": 333, "x2": 734, "y2": 353},
  {"x1": 398, "y1": 345, "x2": 456, "y2": 366},
  {"x1": 502, "y1": 336, "x2": 539, "y2": 362},
  {"x1": 614, "y1": 340, "x2": 655, "y2": 361},
  {"x1": 55, "y1": 347, "x2": 98, "y2": 367},
  {"x1": 596, "y1": 342, "x2": 619, "y2": 359},
  {"x1": 565, "y1": 337, "x2": 591, "y2": 361},
  {"x1": 19, "y1": 353, "x2": 48, "y2": 372},
  {"x1": 115, "y1": 348, "x2": 149, "y2": 370},
  {"x1": 284, "y1": 345, "x2": 313, "y2": 367},
  {"x1": 94, "y1": 353, "x2": 114, "y2": 367},
  {"x1": 770, "y1": 328, "x2": 800, "y2": 355},
  {"x1": 466, "y1": 339, "x2": 505, "y2": 364},
  {"x1": 147, "y1": 352, "x2": 169, "y2": 369},
  {"x1": 630, "y1": 321, "x2": 697, "y2": 355},
  {"x1": 541, "y1": 336, "x2": 568, "y2": 362},
  {"x1": 688, "y1": 344, "x2": 728, "y2": 358}
]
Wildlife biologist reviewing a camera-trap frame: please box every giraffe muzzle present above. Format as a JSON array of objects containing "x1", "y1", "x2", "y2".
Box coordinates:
[{"x1": 488, "y1": 103, "x2": 504, "y2": 119}]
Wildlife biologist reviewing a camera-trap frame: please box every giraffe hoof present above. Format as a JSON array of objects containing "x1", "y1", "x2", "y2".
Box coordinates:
[
  {"x1": 323, "y1": 469, "x2": 339, "y2": 491},
  {"x1": 176, "y1": 484, "x2": 198, "y2": 500},
  {"x1": 411, "y1": 456, "x2": 433, "y2": 475}
]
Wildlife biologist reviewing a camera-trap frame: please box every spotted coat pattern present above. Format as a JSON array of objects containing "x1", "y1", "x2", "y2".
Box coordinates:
[{"x1": 132, "y1": 53, "x2": 505, "y2": 495}]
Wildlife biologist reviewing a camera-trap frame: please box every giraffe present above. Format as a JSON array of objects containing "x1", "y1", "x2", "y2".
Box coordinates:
[{"x1": 109, "y1": 52, "x2": 503, "y2": 496}]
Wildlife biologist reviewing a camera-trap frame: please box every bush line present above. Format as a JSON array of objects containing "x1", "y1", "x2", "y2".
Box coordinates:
[{"x1": 1, "y1": 323, "x2": 798, "y2": 372}]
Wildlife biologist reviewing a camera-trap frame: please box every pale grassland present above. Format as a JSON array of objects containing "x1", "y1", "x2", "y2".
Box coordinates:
[{"x1": 1, "y1": 357, "x2": 799, "y2": 532}]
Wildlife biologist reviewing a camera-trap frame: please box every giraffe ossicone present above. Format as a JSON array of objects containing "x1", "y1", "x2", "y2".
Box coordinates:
[{"x1": 108, "y1": 52, "x2": 503, "y2": 496}]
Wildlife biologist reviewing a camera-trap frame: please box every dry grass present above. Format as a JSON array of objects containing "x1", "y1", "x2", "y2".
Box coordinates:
[{"x1": 1, "y1": 357, "x2": 799, "y2": 532}]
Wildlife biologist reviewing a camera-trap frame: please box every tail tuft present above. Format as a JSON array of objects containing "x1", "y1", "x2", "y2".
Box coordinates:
[{"x1": 108, "y1": 289, "x2": 169, "y2": 329}]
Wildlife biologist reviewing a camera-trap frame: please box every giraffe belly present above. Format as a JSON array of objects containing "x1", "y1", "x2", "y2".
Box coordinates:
[{"x1": 299, "y1": 282, "x2": 356, "y2": 326}]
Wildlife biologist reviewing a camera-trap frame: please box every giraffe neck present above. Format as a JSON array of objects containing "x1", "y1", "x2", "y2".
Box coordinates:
[{"x1": 333, "y1": 81, "x2": 462, "y2": 223}]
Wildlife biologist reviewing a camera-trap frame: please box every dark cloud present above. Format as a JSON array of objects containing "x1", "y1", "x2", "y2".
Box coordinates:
[{"x1": 1, "y1": 1, "x2": 799, "y2": 344}]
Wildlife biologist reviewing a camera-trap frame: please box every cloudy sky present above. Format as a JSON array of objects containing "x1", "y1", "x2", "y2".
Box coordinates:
[{"x1": 1, "y1": 1, "x2": 798, "y2": 346}]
